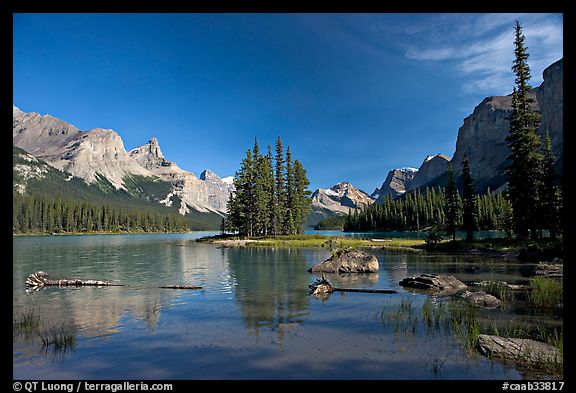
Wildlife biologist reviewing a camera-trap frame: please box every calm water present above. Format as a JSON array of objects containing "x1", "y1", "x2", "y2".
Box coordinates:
[{"x1": 13, "y1": 233, "x2": 558, "y2": 380}]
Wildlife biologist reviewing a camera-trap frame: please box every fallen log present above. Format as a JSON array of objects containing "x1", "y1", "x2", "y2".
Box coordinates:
[
  {"x1": 309, "y1": 275, "x2": 397, "y2": 296},
  {"x1": 158, "y1": 284, "x2": 203, "y2": 290},
  {"x1": 25, "y1": 272, "x2": 202, "y2": 290},
  {"x1": 26, "y1": 272, "x2": 119, "y2": 288}
]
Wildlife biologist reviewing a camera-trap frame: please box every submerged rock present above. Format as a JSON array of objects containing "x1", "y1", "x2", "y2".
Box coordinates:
[
  {"x1": 462, "y1": 291, "x2": 501, "y2": 309},
  {"x1": 477, "y1": 334, "x2": 562, "y2": 366},
  {"x1": 535, "y1": 263, "x2": 563, "y2": 278},
  {"x1": 399, "y1": 273, "x2": 466, "y2": 293},
  {"x1": 308, "y1": 249, "x2": 379, "y2": 273}
]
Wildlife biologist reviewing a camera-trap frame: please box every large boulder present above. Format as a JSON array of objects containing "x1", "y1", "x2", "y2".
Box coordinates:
[
  {"x1": 399, "y1": 273, "x2": 466, "y2": 293},
  {"x1": 477, "y1": 334, "x2": 562, "y2": 366},
  {"x1": 462, "y1": 291, "x2": 501, "y2": 309},
  {"x1": 308, "y1": 249, "x2": 379, "y2": 273}
]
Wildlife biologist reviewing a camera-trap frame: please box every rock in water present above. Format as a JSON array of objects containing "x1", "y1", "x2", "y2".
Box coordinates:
[
  {"x1": 399, "y1": 273, "x2": 466, "y2": 293},
  {"x1": 462, "y1": 291, "x2": 501, "y2": 309},
  {"x1": 308, "y1": 249, "x2": 379, "y2": 273},
  {"x1": 477, "y1": 334, "x2": 562, "y2": 366}
]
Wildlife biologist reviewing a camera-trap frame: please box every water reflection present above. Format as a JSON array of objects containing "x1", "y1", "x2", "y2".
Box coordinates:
[
  {"x1": 226, "y1": 248, "x2": 311, "y2": 342},
  {"x1": 13, "y1": 234, "x2": 560, "y2": 380}
]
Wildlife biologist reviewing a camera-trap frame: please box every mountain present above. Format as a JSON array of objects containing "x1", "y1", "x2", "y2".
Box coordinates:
[
  {"x1": 373, "y1": 167, "x2": 418, "y2": 202},
  {"x1": 13, "y1": 106, "x2": 227, "y2": 227},
  {"x1": 450, "y1": 58, "x2": 563, "y2": 192},
  {"x1": 308, "y1": 182, "x2": 374, "y2": 226},
  {"x1": 406, "y1": 154, "x2": 451, "y2": 192},
  {"x1": 13, "y1": 105, "x2": 151, "y2": 191},
  {"x1": 128, "y1": 138, "x2": 233, "y2": 215}
]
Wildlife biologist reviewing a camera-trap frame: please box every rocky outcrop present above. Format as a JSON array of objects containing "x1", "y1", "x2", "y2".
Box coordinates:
[
  {"x1": 451, "y1": 58, "x2": 563, "y2": 192},
  {"x1": 128, "y1": 139, "x2": 233, "y2": 215},
  {"x1": 407, "y1": 154, "x2": 451, "y2": 191},
  {"x1": 12, "y1": 106, "x2": 150, "y2": 190},
  {"x1": 477, "y1": 334, "x2": 562, "y2": 366},
  {"x1": 462, "y1": 291, "x2": 501, "y2": 309},
  {"x1": 311, "y1": 182, "x2": 374, "y2": 215},
  {"x1": 374, "y1": 168, "x2": 418, "y2": 201},
  {"x1": 399, "y1": 273, "x2": 466, "y2": 293},
  {"x1": 13, "y1": 106, "x2": 233, "y2": 217},
  {"x1": 308, "y1": 249, "x2": 379, "y2": 273},
  {"x1": 537, "y1": 58, "x2": 563, "y2": 174}
]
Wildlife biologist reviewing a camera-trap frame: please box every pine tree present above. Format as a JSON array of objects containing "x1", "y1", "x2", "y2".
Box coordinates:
[
  {"x1": 284, "y1": 146, "x2": 295, "y2": 234},
  {"x1": 227, "y1": 149, "x2": 255, "y2": 236},
  {"x1": 264, "y1": 146, "x2": 276, "y2": 235},
  {"x1": 293, "y1": 159, "x2": 312, "y2": 233},
  {"x1": 461, "y1": 154, "x2": 478, "y2": 241},
  {"x1": 505, "y1": 21, "x2": 543, "y2": 240},
  {"x1": 540, "y1": 130, "x2": 558, "y2": 239},
  {"x1": 444, "y1": 163, "x2": 459, "y2": 241},
  {"x1": 252, "y1": 139, "x2": 269, "y2": 236},
  {"x1": 274, "y1": 136, "x2": 285, "y2": 236}
]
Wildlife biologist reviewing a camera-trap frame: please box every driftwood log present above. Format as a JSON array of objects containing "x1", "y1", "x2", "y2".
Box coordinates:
[
  {"x1": 25, "y1": 272, "x2": 119, "y2": 288},
  {"x1": 25, "y1": 272, "x2": 202, "y2": 290},
  {"x1": 309, "y1": 275, "x2": 397, "y2": 296},
  {"x1": 158, "y1": 284, "x2": 203, "y2": 290}
]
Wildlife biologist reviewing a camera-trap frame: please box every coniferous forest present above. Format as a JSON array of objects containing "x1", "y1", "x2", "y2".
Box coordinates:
[
  {"x1": 224, "y1": 137, "x2": 312, "y2": 236},
  {"x1": 342, "y1": 186, "x2": 513, "y2": 234},
  {"x1": 13, "y1": 192, "x2": 190, "y2": 234}
]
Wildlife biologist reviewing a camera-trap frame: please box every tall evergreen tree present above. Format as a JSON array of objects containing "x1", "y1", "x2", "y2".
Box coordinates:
[
  {"x1": 293, "y1": 159, "x2": 312, "y2": 233},
  {"x1": 264, "y1": 146, "x2": 277, "y2": 235},
  {"x1": 274, "y1": 136, "x2": 285, "y2": 235},
  {"x1": 505, "y1": 21, "x2": 542, "y2": 240},
  {"x1": 540, "y1": 130, "x2": 559, "y2": 239},
  {"x1": 252, "y1": 139, "x2": 270, "y2": 236},
  {"x1": 227, "y1": 149, "x2": 255, "y2": 236},
  {"x1": 284, "y1": 146, "x2": 295, "y2": 234},
  {"x1": 444, "y1": 163, "x2": 459, "y2": 241},
  {"x1": 461, "y1": 154, "x2": 478, "y2": 241}
]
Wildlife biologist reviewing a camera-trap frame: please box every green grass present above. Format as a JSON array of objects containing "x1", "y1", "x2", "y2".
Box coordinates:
[
  {"x1": 201, "y1": 234, "x2": 426, "y2": 250},
  {"x1": 529, "y1": 277, "x2": 563, "y2": 309},
  {"x1": 39, "y1": 324, "x2": 77, "y2": 353},
  {"x1": 481, "y1": 281, "x2": 510, "y2": 301},
  {"x1": 13, "y1": 309, "x2": 41, "y2": 337}
]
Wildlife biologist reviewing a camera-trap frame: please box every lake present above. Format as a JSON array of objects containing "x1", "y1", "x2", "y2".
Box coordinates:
[{"x1": 13, "y1": 232, "x2": 561, "y2": 380}]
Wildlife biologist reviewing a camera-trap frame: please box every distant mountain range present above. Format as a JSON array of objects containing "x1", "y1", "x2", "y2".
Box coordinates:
[
  {"x1": 308, "y1": 58, "x2": 563, "y2": 223},
  {"x1": 13, "y1": 58, "x2": 562, "y2": 229},
  {"x1": 13, "y1": 105, "x2": 232, "y2": 229}
]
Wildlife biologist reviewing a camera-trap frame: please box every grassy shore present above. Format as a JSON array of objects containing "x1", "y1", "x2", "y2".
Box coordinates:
[
  {"x1": 198, "y1": 234, "x2": 563, "y2": 259},
  {"x1": 197, "y1": 234, "x2": 426, "y2": 251}
]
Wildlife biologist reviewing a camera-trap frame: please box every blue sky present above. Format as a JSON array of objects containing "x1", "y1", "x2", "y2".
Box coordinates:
[{"x1": 13, "y1": 13, "x2": 563, "y2": 193}]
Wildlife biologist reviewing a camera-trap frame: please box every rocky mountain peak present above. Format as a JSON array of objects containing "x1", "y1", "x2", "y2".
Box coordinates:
[
  {"x1": 374, "y1": 167, "x2": 418, "y2": 202},
  {"x1": 406, "y1": 154, "x2": 451, "y2": 192},
  {"x1": 128, "y1": 138, "x2": 173, "y2": 170},
  {"x1": 450, "y1": 59, "x2": 562, "y2": 192},
  {"x1": 312, "y1": 181, "x2": 373, "y2": 215},
  {"x1": 199, "y1": 169, "x2": 219, "y2": 181}
]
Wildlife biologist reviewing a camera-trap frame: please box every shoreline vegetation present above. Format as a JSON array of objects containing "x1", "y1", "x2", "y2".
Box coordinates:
[{"x1": 197, "y1": 234, "x2": 562, "y2": 259}]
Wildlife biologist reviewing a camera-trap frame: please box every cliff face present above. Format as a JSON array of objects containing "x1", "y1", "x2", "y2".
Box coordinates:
[
  {"x1": 374, "y1": 168, "x2": 417, "y2": 202},
  {"x1": 128, "y1": 139, "x2": 233, "y2": 215},
  {"x1": 451, "y1": 58, "x2": 563, "y2": 192},
  {"x1": 12, "y1": 106, "x2": 151, "y2": 190},
  {"x1": 311, "y1": 182, "x2": 373, "y2": 215},
  {"x1": 407, "y1": 154, "x2": 451, "y2": 191},
  {"x1": 536, "y1": 58, "x2": 563, "y2": 174},
  {"x1": 13, "y1": 106, "x2": 233, "y2": 216}
]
